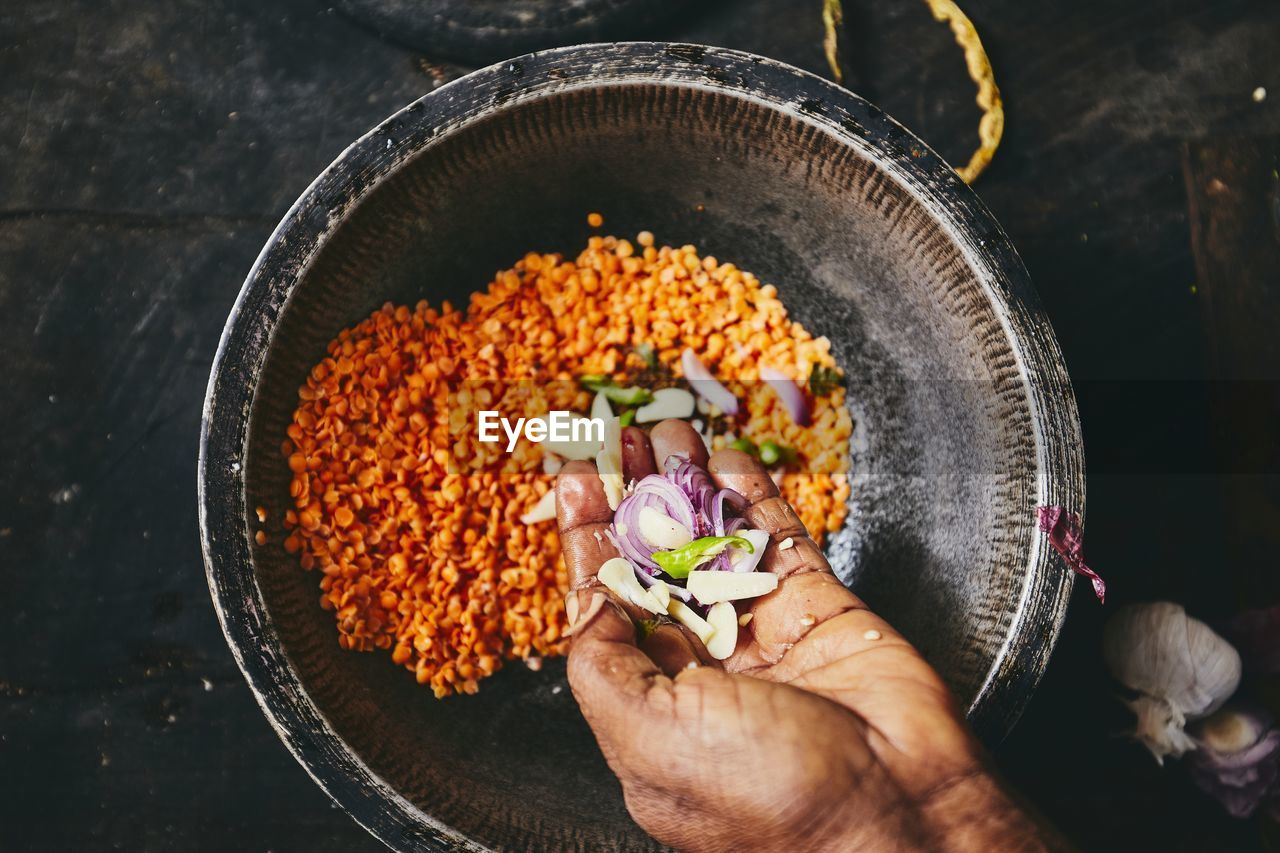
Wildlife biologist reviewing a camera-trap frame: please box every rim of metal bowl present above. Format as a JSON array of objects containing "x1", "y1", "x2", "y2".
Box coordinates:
[{"x1": 198, "y1": 41, "x2": 1084, "y2": 852}]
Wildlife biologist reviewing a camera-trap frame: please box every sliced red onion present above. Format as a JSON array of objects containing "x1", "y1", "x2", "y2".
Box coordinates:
[
  {"x1": 730, "y1": 529, "x2": 770, "y2": 573},
  {"x1": 667, "y1": 457, "x2": 716, "y2": 530},
  {"x1": 612, "y1": 475, "x2": 699, "y2": 572},
  {"x1": 760, "y1": 364, "x2": 810, "y2": 426},
  {"x1": 1187, "y1": 706, "x2": 1280, "y2": 818},
  {"x1": 609, "y1": 454, "x2": 766, "y2": 614},
  {"x1": 681, "y1": 348, "x2": 739, "y2": 416},
  {"x1": 700, "y1": 552, "x2": 731, "y2": 575},
  {"x1": 710, "y1": 487, "x2": 748, "y2": 536},
  {"x1": 1036, "y1": 505, "x2": 1106, "y2": 603},
  {"x1": 637, "y1": 570, "x2": 694, "y2": 603}
]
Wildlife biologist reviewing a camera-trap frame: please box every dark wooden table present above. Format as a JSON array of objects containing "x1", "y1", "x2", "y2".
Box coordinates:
[{"x1": 3, "y1": 0, "x2": 1278, "y2": 849}]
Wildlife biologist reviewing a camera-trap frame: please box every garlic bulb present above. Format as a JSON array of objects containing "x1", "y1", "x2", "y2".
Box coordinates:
[{"x1": 1103, "y1": 602, "x2": 1242, "y2": 764}]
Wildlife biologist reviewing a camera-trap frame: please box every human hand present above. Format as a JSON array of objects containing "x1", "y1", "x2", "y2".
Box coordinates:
[{"x1": 556, "y1": 420, "x2": 1057, "y2": 852}]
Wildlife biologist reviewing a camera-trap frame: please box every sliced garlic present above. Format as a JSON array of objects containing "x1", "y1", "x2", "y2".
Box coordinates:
[
  {"x1": 590, "y1": 390, "x2": 613, "y2": 423},
  {"x1": 647, "y1": 578, "x2": 672, "y2": 610},
  {"x1": 667, "y1": 599, "x2": 714, "y2": 646},
  {"x1": 635, "y1": 387, "x2": 696, "y2": 423},
  {"x1": 686, "y1": 570, "x2": 778, "y2": 604},
  {"x1": 518, "y1": 489, "x2": 556, "y2": 525},
  {"x1": 596, "y1": 416, "x2": 624, "y2": 511},
  {"x1": 543, "y1": 415, "x2": 604, "y2": 460},
  {"x1": 705, "y1": 602, "x2": 739, "y2": 660},
  {"x1": 738, "y1": 612, "x2": 754, "y2": 627},
  {"x1": 597, "y1": 557, "x2": 664, "y2": 614},
  {"x1": 777, "y1": 537, "x2": 794, "y2": 551},
  {"x1": 638, "y1": 506, "x2": 693, "y2": 550}
]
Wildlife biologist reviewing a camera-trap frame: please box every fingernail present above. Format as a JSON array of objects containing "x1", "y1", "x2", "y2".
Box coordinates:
[
  {"x1": 564, "y1": 591, "x2": 580, "y2": 628},
  {"x1": 564, "y1": 591, "x2": 606, "y2": 637}
]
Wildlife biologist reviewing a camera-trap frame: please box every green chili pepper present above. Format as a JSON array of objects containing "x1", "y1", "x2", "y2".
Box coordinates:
[
  {"x1": 758, "y1": 440, "x2": 798, "y2": 467},
  {"x1": 729, "y1": 437, "x2": 759, "y2": 456},
  {"x1": 619, "y1": 409, "x2": 636, "y2": 427},
  {"x1": 579, "y1": 374, "x2": 654, "y2": 406},
  {"x1": 652, "y1": 535, "x2": 754, "y2": 580},
  {"x1": 601, "y1": 385, "x2": 653, "y2": 406}
]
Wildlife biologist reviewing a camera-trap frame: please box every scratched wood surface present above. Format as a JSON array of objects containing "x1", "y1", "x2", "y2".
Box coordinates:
[{"x1": 2, "y1": 0, "x2": 1278, "y2": 849}]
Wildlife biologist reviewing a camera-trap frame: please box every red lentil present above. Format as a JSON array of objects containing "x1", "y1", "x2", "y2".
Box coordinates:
[{"x1": 281, "y1": 232, "x2": 851, "y2": 696}]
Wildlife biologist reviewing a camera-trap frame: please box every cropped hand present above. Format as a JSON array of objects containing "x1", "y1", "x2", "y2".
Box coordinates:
[{"x1": 556, "y1": 420, "x2": 1057, "y2": 852}]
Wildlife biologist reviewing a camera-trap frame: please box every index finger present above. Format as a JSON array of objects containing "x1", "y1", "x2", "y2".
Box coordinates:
[
  {"x1": 565, "y1": 585, "x2": 732, "y2": 791},
  {"x1": 707, "y1": 448, "x2": 834, "y2": 580},
  {"x1": 556, "y1": 459, "x2": 621, "y2": 591}
]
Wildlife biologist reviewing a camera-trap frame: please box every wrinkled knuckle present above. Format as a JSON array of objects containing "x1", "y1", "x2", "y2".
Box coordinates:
[
  {"x1": 764, "y1": 537, "x2": 830, "y2": 578},
  {"x1": 746, "y1": 497, "x2": 807, "y2": 539}
]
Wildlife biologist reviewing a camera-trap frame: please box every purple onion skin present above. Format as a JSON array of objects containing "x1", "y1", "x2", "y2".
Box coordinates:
[
  {"x1": 1187, "y1": 709, "x2": 1280, "y2": 819},
  {"x1": 681, "y1": 348, "x2": 740, "y2": 416},
  {"x1": 611, "y1": 469, "x2": 702, "y2": 572},
  {"x1": 636, "y1": 570, "x2": 693, "y2": 602},
  {"x1": 760, "y1": 365, "x2": 810, "y2": 426},
  {"x1": 610, "y1": 457, "x2": 751, "y2": 599},
  {"x1": 1036, "y1": 505, "x2": 1106, "y2": 603},
  {"x1": 710, "y1": 487, "x2": 748, "y2": 537},
  {"x1": 707, "y1": 553, "x2": 732, "y2": 573}
]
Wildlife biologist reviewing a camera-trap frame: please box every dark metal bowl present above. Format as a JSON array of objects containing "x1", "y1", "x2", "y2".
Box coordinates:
[{"x1": 199, "y1": 43, "x2": 1083, "y2": 851}]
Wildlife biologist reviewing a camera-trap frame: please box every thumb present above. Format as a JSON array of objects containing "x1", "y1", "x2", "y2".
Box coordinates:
[
  {"x1": 564, "y1": 587, "x2": 683, "y2": 779},
  {"x1": 565, "y1": 587, "x2": 667, "y2": 711}
]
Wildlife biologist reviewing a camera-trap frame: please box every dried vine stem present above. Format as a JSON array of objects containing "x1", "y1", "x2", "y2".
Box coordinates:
[
  {"x1": 822, "y1": 0, "x2": 844, "y2": 84},
  {"x1": 820, "y1": 0, "x2": 1004, "y2": 183},
  {"x1": 923, "y1": 0, "x2": 1003, "y2": 183}
]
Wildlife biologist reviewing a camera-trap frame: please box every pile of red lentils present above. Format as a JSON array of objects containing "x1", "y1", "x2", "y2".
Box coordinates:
[{"x1": 278, "y1": 221, "x2": 852, "y2": 696}]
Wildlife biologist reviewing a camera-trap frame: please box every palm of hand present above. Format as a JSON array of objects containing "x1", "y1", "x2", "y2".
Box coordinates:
[{"x1": 557, "y1": 421, "x2": 1017, "y2": 852}]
